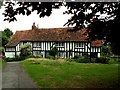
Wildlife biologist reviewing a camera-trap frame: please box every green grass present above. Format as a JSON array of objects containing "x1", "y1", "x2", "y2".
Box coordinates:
[
  {"x1": 0, "y1": 60, "x2": 2, "y2": 69},
  {"x1": 0, "y1": 59, "x2": 6, "y2": 69},
  {"x1": 21, "y1": 59, "x2": 119, "y2": 88}
]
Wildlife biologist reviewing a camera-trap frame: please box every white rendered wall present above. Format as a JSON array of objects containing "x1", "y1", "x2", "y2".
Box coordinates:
[{"x1": 5, "y1": 52, "x2": 15, "y2": 58}]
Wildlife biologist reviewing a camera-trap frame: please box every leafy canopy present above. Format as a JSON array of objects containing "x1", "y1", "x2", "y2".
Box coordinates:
[{"x1": 0, "y1": 28, "x2": 13, "y2": 47}]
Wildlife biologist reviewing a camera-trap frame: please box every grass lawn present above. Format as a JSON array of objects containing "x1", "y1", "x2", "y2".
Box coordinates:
[
  {"x1": 0, "y1": 60, "x2": 2, "y2": 69},
  {"x1": 0, "y1": 59, "x2": 6, "y2": 69},
  {"x1": 21, "y1": 58, "x2": 119, "y2": 88}
]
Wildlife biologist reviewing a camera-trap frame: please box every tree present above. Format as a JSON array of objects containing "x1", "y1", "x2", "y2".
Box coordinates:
[
  {"x1": 0, "y1": 28, "x2": 13, "y2": 47},
  {"x1": 4, "y1": 28, "x2": 13, "y2": 38},
  {"x1": 101, "y1": 43, "x2": 112, "y2": 57},
  {"x1": 0, "y1": 0, "x2": 3, "y2": 9},
  {"x1": 2, "y1": 1, "x2": 120, "y2": 55}
]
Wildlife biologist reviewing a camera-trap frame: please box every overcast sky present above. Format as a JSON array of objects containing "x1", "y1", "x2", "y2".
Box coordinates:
[{"x1": 0, "y1": 5, "x2": 72, "y2": 33}]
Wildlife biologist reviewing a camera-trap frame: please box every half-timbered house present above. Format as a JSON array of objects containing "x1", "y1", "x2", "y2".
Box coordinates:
[{"x1": 5, "y1": 23, "x2": 103, "y2": 58}]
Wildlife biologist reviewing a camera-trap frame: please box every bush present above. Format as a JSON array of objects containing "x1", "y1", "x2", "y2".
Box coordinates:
[
  {"x1": 47, "y1": 55, "x2": 55, "y2": 60},
  {"x1": 90, "y1": 58, "x2": 96, "y2": 63},
  {"x1": 96, "y1": 56, "x2": 110, "y2": 64},
  {"x1": 4, "y1": 55, "x2": 25, "y2": 62},
  {"x1": 73, "y1": 55, "x2": 90, "y2": 63},
  {"x1": 20, "y1": 43, "x2": 32, "y2": 58},
  {"x1": 65, "y1": 58, "x2": 75, "y2": 62},
  {"x1": 4, "y1": 57, "x2": 15, "y2": 62},
  {"x1": 29, "y1": 55, "x2": 42, "y2": 58},
  {"x1": 49, "y1": 47, "x2": 58, "y2": 59},
  {"x1": 15, "y1": 55, "x2": 25, "y2": 61}
]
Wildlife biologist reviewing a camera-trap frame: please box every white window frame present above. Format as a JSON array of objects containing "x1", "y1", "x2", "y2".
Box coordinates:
[
  {"x1": 75, "y1": 42, "x2": 84, "y2": 48},
  {"x1": 33, "y1": 42, "x2": 41, "y2": 47},
  {"x1": 6, "y1": 47, "x2": 15, "y2": 51},
  {"x1": 56, "y1": 42, "x2": 65, "y2": 48}
]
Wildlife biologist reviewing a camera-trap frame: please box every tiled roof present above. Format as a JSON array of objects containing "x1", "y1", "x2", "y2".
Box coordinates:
[
  {"x1": 6, "y1": 27, "x2": 102, "y2": 47},
  {"x1": 91, "y1": 40, "x2": 103, "y2": 47}
]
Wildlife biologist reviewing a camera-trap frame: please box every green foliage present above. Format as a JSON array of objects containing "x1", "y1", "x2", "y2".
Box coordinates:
[
  {"x1": 101, "y1": 44, "x2": 112, "y2": 57},
  {"x1": 29, "y1": 55, "x2": 42, "y2": 58},
  {"x1": 65, "y1": 54, "x2": 90, "y2": 63},
  {"x1": 96, "y1": 56, "x2": 110, "y2": 64},
  {"x1": 0, "y1": 31, "x2": 8, "y2": 47},
  {"x1": 73, "y1": 55, "x2": 90, "y2": 63},
  {"x1": 66, "y1": 54, "x2": 110, "y2": 64},
  {"x1": 47, "y1": 55, "x2": 55, "y2": 60},
  {"x1": 0, "y1": 47, "x2": 5, "y2": 55},
  {"x1": 0, "y1": 28, "x2": 13, "y2": 47},
  {"x1": 65, "y1": 58, "x2": 75, "y2": 62},
  {"x1": 4, "y1": 28, "x2": 13, "y2": 38},
  {"x1": 109, "y1": 56, "x2": 120, "y2": 64},
  {"x1": 49, "y1": 47, "x2": 58, "y2": 59},
  {"x1": 4, "y1": 56, "x2": 25, "y2": 62},
  {"x1": 0, "y1": 0, "x2": 3, "y2": 9},
  {"x1": 73, "y1": 53, "x2": 90, "y2": 63},
  {"x1": 20, "y1": 43, "x2": 32, "y2": 58}
]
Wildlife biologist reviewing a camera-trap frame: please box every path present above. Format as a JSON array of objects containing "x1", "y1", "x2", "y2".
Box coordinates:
[{"x1": 2, "y1": 61, "x2": 39, "y2": 89}]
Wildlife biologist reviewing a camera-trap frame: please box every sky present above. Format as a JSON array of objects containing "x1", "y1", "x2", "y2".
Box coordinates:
[{"x1": 0, "y1": 4, "x2": 72, "y2": 33}]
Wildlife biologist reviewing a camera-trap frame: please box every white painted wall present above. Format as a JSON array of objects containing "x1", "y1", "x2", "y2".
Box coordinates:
[
  {"x1": 16, "y1": 52, "x2": 20, "y2": 56},
  {"x1": 16, "y1": 44, "x2": 19, "y2": 51},
  {"x1": 5, "y1": 52, "x2": 15, "y2": 58},
  {"x1": 98, "y1": 53, "x2": 100, "y2": 57},
  {"x1": 5, "y1": 41, "x2": 101, "y2": 58}
]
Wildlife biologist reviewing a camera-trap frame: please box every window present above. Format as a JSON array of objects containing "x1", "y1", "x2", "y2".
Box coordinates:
[
  {"x1": 74, "y1": 52, "x2": 82, "y2": 56},
  {"x1": 55, "y1": 42, "x2": 64, "y2": 47},
  {"x1": 6, "y1": 48, "x2": 15, "y2": 51},
  {"x1": 75, "y1": 42, "x2": 84, "y2": 48},
  {"x1": 33, "y1": 42, "x2": 41, "y2": 47},
  {"x1": 33, "y1": 51, "x2": 42, "y2": 56},
  {"x1": 58, "y1": 52, "x2": 65, "y2": 58}
]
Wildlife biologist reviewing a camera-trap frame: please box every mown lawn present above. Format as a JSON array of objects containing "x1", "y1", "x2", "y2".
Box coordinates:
[
  {"x1": 0, "y1": 59, "x2": 6, "y2": 69},
  {"x1": 0, "y1": 60, "x2": 2, "y2": 69},
  {"x1": 21, "y1": 58, "x2": 119, "y2": 88}
]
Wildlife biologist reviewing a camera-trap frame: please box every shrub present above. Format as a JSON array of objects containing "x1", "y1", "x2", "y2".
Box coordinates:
[
  {"x1": 20, "y1": 43, "x2": 32, "y2": 58},
  {"x1": 73, "y1": 55, "x2": 90, "y2": 63},
  {"x1": 4, "y1": 55, "x2": 25, "y2": 62},
  {"x1": 65, "y1": 58, "x2": 75, "y2": 62},
  {"x1": 47, "y1": 55, "x2": 55, "y2": 60},
  {"x1": 96, "y1": 56, "x2": 110, "y2": 64},
  {"x1": 90, "y1": 58, "x2": 96, "y2": 63},
  {"x1": 4, "y1": 57, "x2": 14, "y2": 62},
  {"x1": 101, "y1": 44, "x2": 112, "y2": 57},
  {"x1": 15, "y1": 55, "x2": 25, "y2": 61},
  {"x1": 29, "y1": 55, "x2": 42, "y2": 58},
  {"x1": 49, "y1": 47, "x2": 58, "y2": 59}
]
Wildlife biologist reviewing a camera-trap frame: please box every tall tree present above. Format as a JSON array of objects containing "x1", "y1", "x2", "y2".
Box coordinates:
[
  {"x1": 2, "y1": 1, "x2": 120, "y2": 55},
  {"x1": 4, "y1": 28, "x2": 13, "y2": 38},
  {"x1": 0, "y1": 28, "x2": 13, "y2": 47}
]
